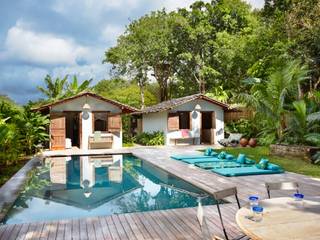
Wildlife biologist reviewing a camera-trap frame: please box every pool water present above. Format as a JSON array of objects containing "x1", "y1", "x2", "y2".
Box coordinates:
[{"x1": 2, "y1": 154, "x2": 217, "y2": 224}]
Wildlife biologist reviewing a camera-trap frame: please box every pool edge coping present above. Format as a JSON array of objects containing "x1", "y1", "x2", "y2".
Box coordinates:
[{"x1": 0, "y1": 155, "x2": 43, "y2": 223}]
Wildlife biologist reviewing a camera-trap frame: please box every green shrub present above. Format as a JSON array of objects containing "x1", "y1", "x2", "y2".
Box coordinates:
[
  {"x1": 225, "y1": 119, "x2": 258, "y2": 138},
  {"x1": 135, "y1": 131, "x2": 164, "y2": 146}
]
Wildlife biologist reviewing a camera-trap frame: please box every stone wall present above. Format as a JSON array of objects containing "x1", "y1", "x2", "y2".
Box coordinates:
[{"x1": 270, "y1": 144, "x2": 320, "y2": 163}]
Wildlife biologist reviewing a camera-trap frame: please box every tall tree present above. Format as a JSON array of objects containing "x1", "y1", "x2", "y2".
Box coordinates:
[
  {"x1": 104, "y1": 10, "x2": 181, "y2": 102},
  {"x1": 173, "y1": 0, "x2": 255, "y2": 94}
]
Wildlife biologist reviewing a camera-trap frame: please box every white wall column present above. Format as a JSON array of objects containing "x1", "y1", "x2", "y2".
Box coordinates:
[{"x1": 81, "y1": 110, "x2": 93, "y2": 150}]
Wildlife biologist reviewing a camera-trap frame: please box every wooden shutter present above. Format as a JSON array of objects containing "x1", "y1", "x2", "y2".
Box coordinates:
[
  {"x1": 108, "y1": 114, "x2": 122, "y2": 132},
  {"x1": 211, "y1": 112, "x2": 216, "y2": 129},
  {"x1": 168, "y1": 113, "x2": 179, "y2": 131},
  {"x1": 50, "y1": 113, "x2": 66, "y2": 150}
]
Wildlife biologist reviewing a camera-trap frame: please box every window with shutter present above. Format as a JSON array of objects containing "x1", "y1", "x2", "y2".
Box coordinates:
[
  {"x1": 108, "y1": 114, "x2": 122, "y2": 132},
  {"x1": 168, "y1": 113, "x2": 179, "y2": 131}
]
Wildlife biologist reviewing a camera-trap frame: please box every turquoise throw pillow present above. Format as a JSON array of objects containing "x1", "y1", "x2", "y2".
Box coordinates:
[
  {"x1": 204, "y1": 148, "x2": 213, "y2": 156},
  {"x1": 258, "y1": 158, "x2": 269, "y2": 169},
  {"x1": 236, "y1": 154, "x2": 246, "y2": 164},
  {"x1": 210, "y1": 151, "x2": 218, "y2": 156},
  {"x1": 218, "y1": 151, "x2": 226, "y2": 159},
  {"x1": 267, "y1": 163, "x2": 280, "y2": 171},
  {"x1": 225, "y1": 154, "x2": 235, "y2": 161},
  {"x1": 245, "y1": 158, "x2": 256, "y2": 165}
]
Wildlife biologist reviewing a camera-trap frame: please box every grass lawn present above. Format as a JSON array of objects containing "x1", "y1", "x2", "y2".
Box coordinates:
[
  {"x1": 0, "y1": 158, "x2": 29, "y2": 187},
  {"x1": 211, "y1": 146, "x2": 320, "y2": 178}
]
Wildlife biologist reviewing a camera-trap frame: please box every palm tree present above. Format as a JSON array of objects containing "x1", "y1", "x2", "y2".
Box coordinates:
[
  {"x1": 37, "y1": 75, "x2": 68, "y2": 101},
  {"x1": 65, "y1": 75, "x2": 92, "y2": 96},
  {"x1": 285, "y1": 100, "x2": 320, "y2": 145},
  {"x1": 239, "y1": 60, "x2": 309, "y2": 143}
]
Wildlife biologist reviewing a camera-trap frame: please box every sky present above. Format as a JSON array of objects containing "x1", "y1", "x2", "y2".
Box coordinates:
[{"x1": 0, "y1": 0, "x2": 264, "y2": 104}]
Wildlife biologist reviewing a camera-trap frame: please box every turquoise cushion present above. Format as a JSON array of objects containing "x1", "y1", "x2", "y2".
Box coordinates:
[
  {"x1": 204, "y1": 148, "x2": 213, "y2": 156},
  {"x1": 218, "y1": 151, "x2": 227, "y2": 159},
  {"x1": 267, "y1": 163, "x2": 281, "y2": 171},
  {"x1": 245, "y1": 158, "x2": 256, "y2": 165},
  {"x1": 258, "y1": 158, "x2": 269, "y2": 169},
  {"x1": 225, "y1": 154, "x2": 235, "y2": 161},
  {"x1": 210, "y1": 151, "x2": 218, "y2": 156},
  {"x1": 236, "y1": 154, "x2": 246, "y2": 164},
  {"x1": 212, "y1": 166, "x2": 284, "y2": 177}
]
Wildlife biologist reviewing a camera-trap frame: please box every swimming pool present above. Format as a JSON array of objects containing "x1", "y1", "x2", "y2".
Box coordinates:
[{"x1": 2, "y1": 154, "x2": 217, "y2": 224}]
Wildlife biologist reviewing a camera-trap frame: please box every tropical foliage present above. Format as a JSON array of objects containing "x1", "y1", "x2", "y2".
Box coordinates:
[
  {"x1": 0, "y1": 99, "x2": 49, "y2": 166},
  {"x1": 135, "y1": 131, "x2": 165, "y2": 146}
]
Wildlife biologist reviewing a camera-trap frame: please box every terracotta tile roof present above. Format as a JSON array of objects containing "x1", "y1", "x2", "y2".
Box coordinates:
[{"x1": 136, "y1": 93, "x2": 229, "y2": 114}]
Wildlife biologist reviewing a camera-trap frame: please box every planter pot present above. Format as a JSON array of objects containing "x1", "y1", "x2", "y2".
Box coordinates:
[
  {"x1": 248, "y1": 138, "x2": 257, "y2": 148},
  {"x1": 240, "y1": 138, "x2": 248, "y2": 147}
]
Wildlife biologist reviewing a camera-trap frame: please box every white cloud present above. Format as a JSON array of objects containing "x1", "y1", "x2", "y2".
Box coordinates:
[
  {"x1": 1, "y1": 21, "x2": 90, "y2": 66},
  {"x1": 52, "y1": 63, "x2": 109, "y2": 84},
  {"x1": 101, "y1": 24, "x2": 124, "y2": 44}
]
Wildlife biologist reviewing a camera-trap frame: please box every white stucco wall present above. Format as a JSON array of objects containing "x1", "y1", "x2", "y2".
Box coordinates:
[
  {"x1": 142, "y1": 111, "x2": 169, "y2": 143},
  {"x1": 51, "y1": 95, "x2": 123, "y2": 150},
  {"x1": 142, "y1": 99, "x2": 225, "y2": 146}
]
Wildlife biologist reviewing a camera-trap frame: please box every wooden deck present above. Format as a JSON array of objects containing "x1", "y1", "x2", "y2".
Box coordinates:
[
  {"x1": 1, "y1": 145, "x2": 320, "y2": 239},
  {"x1": 0, "y1": 204, "x2": 242, "y2": 240}
]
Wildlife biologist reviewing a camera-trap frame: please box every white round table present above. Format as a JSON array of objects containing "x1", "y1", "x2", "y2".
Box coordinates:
[{"x1": 236, "y1": 197, "x2": 320, "y2": 240}]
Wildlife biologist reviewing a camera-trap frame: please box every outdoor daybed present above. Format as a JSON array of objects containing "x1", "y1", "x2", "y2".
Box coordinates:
[{"x1": 211, "y1": 165, "x2": 284, "y2": 177}]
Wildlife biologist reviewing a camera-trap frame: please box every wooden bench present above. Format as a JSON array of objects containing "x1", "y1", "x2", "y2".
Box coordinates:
[{"x1": 171, "y1": 137, "x2": 196, "y2": 145}]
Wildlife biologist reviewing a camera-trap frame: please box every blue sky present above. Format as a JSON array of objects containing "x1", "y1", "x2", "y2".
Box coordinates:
[{"x1": 0, "y1": 0, "x2": 264, "y2": 104}]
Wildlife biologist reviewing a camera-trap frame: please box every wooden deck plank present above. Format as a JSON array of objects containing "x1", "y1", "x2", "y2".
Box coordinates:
[
  {"x1": 86, "y1": 218, "x2": 97, "y2": 240},
  {"x1": 8, "y1": 223, "x2": 23, "y2": 240},
  {"x1": 24, "y1": 222, "x2": 38, "y2": 240},
  {"x1": 39, "y1": 222, "x2": 50, "y2": 240},
  {"x1": 105, "y1": 216, "x2": 121, "y2": 240},
  {"x1": 64, "y1": 219, "x2": 72, "y2": 240},
  {"x1": 30, "y1": 222, "x2": 44, "y2": 240},
  {"x1": 134, "y1": 212, "x2": 162, "y2": 240},
  {"x1": 144, "y1": 211, "x2": 176, "y2": 240},
  {"x1": 91, "y1": 217, "x2": 104, "y2": 240},
  {"x1": 117, "y1": 214, "x2": 137, "y2": 240},
  {"x1": 123, "y1": 213, "x2": 146, "y2": 240},
  {"x1": 56, "y1": 220, "x2": 65, "y2": 240},
  {"x1": 71, "y1": 218, "x2": 80, "y2": 240},
  {"x1": 135, "y1": 213, "x2": 164, "y2": 239},
  {"x1": 0, "y1": 224, "x2": 15, "y2": 240},
  {"x1": 111, "y1": 215, "x2": 128, "y2": 239},
  {"x1": 98, "y1": 217, "x2": 112, "y2": 240},
  {"x1": 79, "y1": 218, "x2": 88, "y2": 240},
  {"x1": 47, "y1": 221, "x2": 58, "y2": 240},
  {"x1": 162, "y1": 209, "x2": 200, "y2": 239}
]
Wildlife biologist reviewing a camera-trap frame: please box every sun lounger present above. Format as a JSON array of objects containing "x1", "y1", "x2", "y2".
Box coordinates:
[
  {"x1": 195, "y1": 161, "x2": 243, "y2": 169},
  {"x1": 180, "y1": 156, "x2": 236, "y2": 164},
  {"x1": 211, "y1": 165, "x2": 284, "y2": 177},
  {"x1": 170, "y1": 154, "x2": 214, "y2": 160}
]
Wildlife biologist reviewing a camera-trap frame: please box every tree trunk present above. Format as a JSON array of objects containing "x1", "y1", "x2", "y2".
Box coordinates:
[
  {"x1": 154, "y1": 63, "x2": 171, "y2": 102},
  {"x1": 140, "y1": 85, "x2": 145, "y2": 109}
]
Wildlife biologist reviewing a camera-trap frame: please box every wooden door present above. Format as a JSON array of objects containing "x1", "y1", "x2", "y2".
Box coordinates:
[{"x1": 50, "y1": 113, "x2": 66, "y2": 150}]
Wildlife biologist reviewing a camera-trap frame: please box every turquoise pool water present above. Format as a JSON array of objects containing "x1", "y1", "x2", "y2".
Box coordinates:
[{"x1": 2, "y1": 154, "x2": 216, "y2": 224}]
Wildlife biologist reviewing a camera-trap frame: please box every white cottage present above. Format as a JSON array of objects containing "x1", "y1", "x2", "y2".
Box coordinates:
[
  {"x1": 133, "y1": 94, "x2": 228, "y2": 145},
  {"x1": 35, "y1": 92, "x2": 137, "y2": 150}
]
